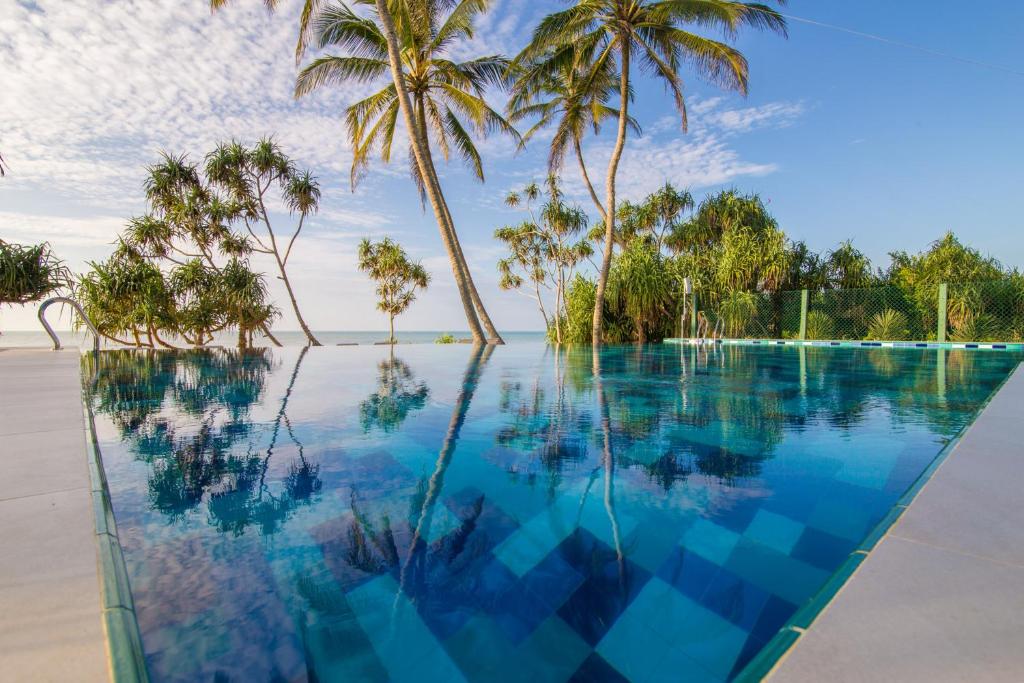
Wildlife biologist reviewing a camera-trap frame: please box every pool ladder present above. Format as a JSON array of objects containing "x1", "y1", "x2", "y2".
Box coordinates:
[
  {"x1": 37, "y1": 297, "x2": 100, "y2": 351},
  {"x1": 695, "y1": 313, "x2": 723, "y2": 345}
]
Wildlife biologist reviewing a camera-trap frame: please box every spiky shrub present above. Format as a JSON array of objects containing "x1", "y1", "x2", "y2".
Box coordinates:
[
  {"x1": 805, "y1": 311, "x2": 835, "y2": 340},
  {"x1": 718, "y1": 291, "x2": 759, "y2": 338},
  {"x1": 949, "y1": 313, "x2": 1001, "y2": 343},
  {"x1": 866, "y1": 309, "x2": 910, "y2": 341},
  {"x1": 0, "y1": 241, "x2": 70, "y2": 305},
  {"x1": 559, "y1": 275, "x2": 597, "y2": 344}
]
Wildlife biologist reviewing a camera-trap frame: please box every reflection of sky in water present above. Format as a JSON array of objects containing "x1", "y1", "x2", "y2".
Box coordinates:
[{"x1": 86, "y1": 344, "x2": 1021, "y2": 682}]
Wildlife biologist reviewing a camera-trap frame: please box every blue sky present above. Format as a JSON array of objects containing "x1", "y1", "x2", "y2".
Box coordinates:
[{"x1": 2, "y1": 0, "x2": 1022, "y2": 332}]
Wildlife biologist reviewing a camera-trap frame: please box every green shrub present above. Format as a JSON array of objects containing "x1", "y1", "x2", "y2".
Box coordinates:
[
  {"x1": 949, "y1": 313, "x2": 1001, "y2": 342},
  {"x1": 434, "y1": 333, "x2": 456, "y2": 344},
  {"x1": 805, "y1": 310, "x2": 835, "y2": 340},
  {"x1": 866, "y1": 308, "x2": 910, "y2": 340},
  {"x1": 0, "y1": 241, "x2": 69, "y2": 305}
]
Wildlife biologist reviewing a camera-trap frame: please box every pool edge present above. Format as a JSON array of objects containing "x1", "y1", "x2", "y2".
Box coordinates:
[
  {"x1": 80, "y1": 363, "x2": 150, "y2": 683},
  {"x1": 733, "y1": 359, "x2": 1023, "y2": 682}
]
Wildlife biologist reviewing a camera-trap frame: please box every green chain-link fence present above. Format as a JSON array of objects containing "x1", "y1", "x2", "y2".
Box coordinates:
[{"x1": 691, "y1": 280, "x2": 1024, "y2": 342}]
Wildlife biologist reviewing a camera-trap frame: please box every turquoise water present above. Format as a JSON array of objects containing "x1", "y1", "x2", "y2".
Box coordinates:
[{"x1": 86, "y1": 344, "x2": 1019, "y2": 682}]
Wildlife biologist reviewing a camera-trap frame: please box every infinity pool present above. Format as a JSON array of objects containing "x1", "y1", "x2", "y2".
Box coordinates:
[{"x1": 86, "y1": 344, "x2": 1019, "y2": 682}]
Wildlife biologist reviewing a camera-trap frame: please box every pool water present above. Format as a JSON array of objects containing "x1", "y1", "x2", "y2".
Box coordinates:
[{"x1": 86, "y1": 344, "x2": 1020, "y2": 682}]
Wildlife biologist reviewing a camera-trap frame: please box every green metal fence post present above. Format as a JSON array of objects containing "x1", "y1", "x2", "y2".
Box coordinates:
[
  {"x1": 689, "y1": 291, "x2": 698, "y2": 338},
  {"x1": 799, "y1": 289, "x2": 809, "y2": 340},
  {"x1": 937, "y1": 283, "x2": 948, "y2": 342}
]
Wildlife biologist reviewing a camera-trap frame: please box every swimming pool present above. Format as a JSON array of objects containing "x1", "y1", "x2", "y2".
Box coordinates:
[{"x1": 85, "y1": 344, "x2": 1020, "y2": 682}]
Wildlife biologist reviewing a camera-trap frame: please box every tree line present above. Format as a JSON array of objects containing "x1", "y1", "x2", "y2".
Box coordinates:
[{"x1": 3, "y1": 1, "x2": 1020, "y2": 346}]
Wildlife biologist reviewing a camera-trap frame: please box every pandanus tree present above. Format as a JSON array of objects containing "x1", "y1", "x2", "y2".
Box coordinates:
[
  {"x1": 516, "y1": 0, "x2": 786, "y2": 344},
  {"x1": 0, "y1": 240, "x2": 70, "y2": 307},
  {"x1": 357, "y1": 237, "x2": 430, "y2": 343},
  {"x1": 497, "y1": 177, "x2": 591, "y2": 343},
  {"x1": 294, "y1": 0, "x2": 517, "y2": 344},
  {"x1": 205, "y1": 139, "x2": 324, "y2": 346}
]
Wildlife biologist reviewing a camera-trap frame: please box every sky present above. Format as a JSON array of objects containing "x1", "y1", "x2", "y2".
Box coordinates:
[{"x1": 2, "y1": 0, "x2": 1023, "y2": 332}]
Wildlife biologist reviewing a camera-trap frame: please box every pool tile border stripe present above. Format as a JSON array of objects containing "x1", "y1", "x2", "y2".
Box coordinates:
[
  {"x1": 664, "y1": 338, "x2": 1024, "y2": 351},
  {"x1": 80, "y1": 375, "x2": 150, "y2": 683},
  {"x1": 733, "y1": 358, "x2": 1021, "y2": 682}
]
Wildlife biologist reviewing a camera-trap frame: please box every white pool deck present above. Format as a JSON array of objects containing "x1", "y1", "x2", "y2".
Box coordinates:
[
  {"x1": 0, "y1": 348, "x2": 1021, "y2": 682},
  {"x1": 0, "y1": 349, "x2": 108, "y2": 682},
  {"x1": 771, "y1": 362, "x2": 1024, "y2": 682}
]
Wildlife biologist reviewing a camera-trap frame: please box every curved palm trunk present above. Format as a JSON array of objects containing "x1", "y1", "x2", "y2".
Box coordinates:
[
  {"x1": 413, "y1": 103, "x2": 504, "y2": 344},
  {"x1": 277, "y1": 260, "x2": 321, "y2": 346},
  {"x1": 593, "y1": 41, "x2": 631, "y2": 346},
  {"x1": 574, "y1": 137, "x2": 605, "y2": 218},
  {"x1": 260, "y1": 323, "x2": 284, "y2": 347},
  {"x1": 374, "y1": 0, "x2": 485, "y2": 344}
]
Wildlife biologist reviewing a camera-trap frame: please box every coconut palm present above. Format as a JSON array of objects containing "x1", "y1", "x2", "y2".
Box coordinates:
[
  {"x1": 357, "y1": 237, "x2": 430, "y2": 343},
  {"x1": 295, "y1": 0, "x2": 517, "y2": 344},
  {"x1": 517, "y1": 0, "x2": 786, "y2": 344},
  {"x1": 508, "y1": 56, "x2": 638, "y2": 217}
]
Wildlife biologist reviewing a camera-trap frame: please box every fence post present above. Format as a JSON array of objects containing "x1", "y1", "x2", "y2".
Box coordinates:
[
  {"x1": 799, "y1": 289, "x2": 809, "y2": 340},
  {"x1": 937, "y1": 283, "x2": 948, "y2": 343},
  {"x1": 689, "y1": 291, "x2": 698, "y2": 338}
]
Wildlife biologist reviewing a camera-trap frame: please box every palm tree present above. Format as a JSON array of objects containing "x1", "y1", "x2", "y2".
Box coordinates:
[
  {"x1": 517, "y1": 0, "x2": 786, "y2": 345},
  {"x1": 508, "y1": 56, "x2": 638, "y2": 217},
  {"x1": 295, "y1": 0, "x2": 517, "y2": 344},
  {"x1": 357, "y1": 237, "x2": 430, "y2": 343}
]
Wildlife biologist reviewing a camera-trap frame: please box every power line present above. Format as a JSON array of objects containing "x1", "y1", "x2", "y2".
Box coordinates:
[{"x1": 781, "y1": 13, "x2": 1024, "y2": 78}]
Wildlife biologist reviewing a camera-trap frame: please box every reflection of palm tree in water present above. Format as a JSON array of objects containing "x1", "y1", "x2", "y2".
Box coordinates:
[
  {"x1": 396, "y1": 344, "x2": 494, "y2": 605},
  {"x1": 207, "y1": 347, "x2": 322, "y2": 535},
  {"x1": 592, "y1": 347, "x2": 626, "y2": 586}
]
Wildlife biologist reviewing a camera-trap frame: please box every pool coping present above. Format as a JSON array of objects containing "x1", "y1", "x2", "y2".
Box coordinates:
[
  {"x1": 733, "y1": 357, "x2": 1023, "y2": 681},
  {"x1": 664, "y1": 337, "x2": 1024, "y2": 351},
  {"x1": 80, "y1": 359, "x2": 150, "y2": 683}
]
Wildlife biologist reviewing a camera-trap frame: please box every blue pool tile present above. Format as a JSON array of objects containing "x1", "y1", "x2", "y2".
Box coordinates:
[
  {"x1": 743, "y1": 510, "x2": 805, "y2": 555},
  {"x1": 790, "y1": 526, "x2": 855, "y2": 571},
  {"x1": 697, "y1": 568, "x2": 772, "y2": 631},
  {"x1": 569, "y1": 653, "x2": 630, "y2": 682},
  {"x1": 682, "y1": 518, "x2": 742, "y2": 565},
  {"x1": 747, "y1": 594, "x2": 798, "y2": 645},
  {"x1": 724, "y1": 538, "x2": 830, "y2": 606},
  {"x1": 595, "y1": 609, "x2": 668, "y2": 682},
  {"x1": 494, "y1": 508, "x2": 577, "y2": 577},
  {"x1": 556, "y1": 530, "x2": 652, "y2": 646},
  {"x1": 627, "y1": 578, "x2": 749, "y2": 681},
  {"x1": 656, "y1": 546, "x2": 721, "y2": 602}
]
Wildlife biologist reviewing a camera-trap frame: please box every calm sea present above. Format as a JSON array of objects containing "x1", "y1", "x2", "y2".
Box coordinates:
[{"x1": 0, "y1": 329, "x2": 548, "y2": 348}]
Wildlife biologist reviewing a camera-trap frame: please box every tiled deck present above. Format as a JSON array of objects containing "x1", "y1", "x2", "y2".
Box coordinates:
[
  {"x1": 770, "y1": 363, "x2": 1024, "y2": 682},
  {"x1": 0, "y1": 349, "x2": 108, "y2": 682}
]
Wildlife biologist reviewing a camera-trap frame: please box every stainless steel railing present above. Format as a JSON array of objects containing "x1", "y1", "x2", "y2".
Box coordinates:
[{"x1": 37, "y1": 297, "x2": 100, "y2": 351}]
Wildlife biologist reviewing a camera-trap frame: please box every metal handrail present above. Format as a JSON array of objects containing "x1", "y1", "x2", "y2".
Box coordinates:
[
  {"x1": 712, "y1": 317, "x2": 724, "y2": 340},
  {"x1": 37, "y1": 297, "x2": 100, "y2": 351}
]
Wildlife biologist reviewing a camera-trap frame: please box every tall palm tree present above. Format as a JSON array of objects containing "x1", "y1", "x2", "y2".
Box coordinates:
[
  {"x1": 295, "y1": 0, "x2": 518, "y2": 344},
  {"x1": 508, "y1": 56, "x2": 638, "y2": 218},
  {"x1": 518, "y1": 0, "x2": 786, "y2": 345}
]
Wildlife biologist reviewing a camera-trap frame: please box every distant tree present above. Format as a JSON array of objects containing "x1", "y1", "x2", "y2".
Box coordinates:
[
  {"x1": 498, "y1": 177, "x2": 591, "y2": 342},
  {"x1": 824, "y1": 240, "x2": 875, "y2": 289},
  {"x1": 357, "y1": 238, "x2": 430, "y2": 344},
  {"x1": 205, "y1": 139, "x2": 323, "y2": 345}
]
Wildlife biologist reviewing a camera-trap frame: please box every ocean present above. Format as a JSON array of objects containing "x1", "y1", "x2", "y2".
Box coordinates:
[{"x1": 0, "y1": 329, "x2": 548, "y2": 348}]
